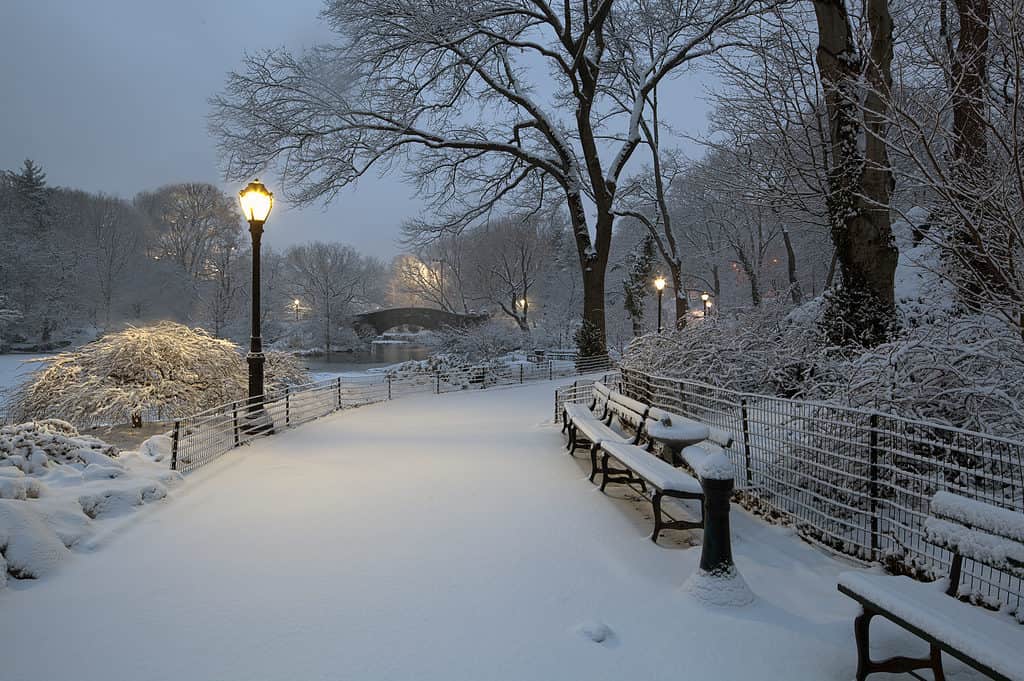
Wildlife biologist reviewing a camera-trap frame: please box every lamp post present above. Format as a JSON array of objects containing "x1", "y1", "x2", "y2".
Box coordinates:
[
  {"x1": 701, "y1": 291, "x2": 711, "y2": 317},
  {"x1": 238, "y1": 180, "x2": 273, "y2": 417},
  {"x1": 292, "y1": 299, "x2": 301, "y2": 321},
  {"x1": 654, "y1": 276, "x2": 666, "y2": 333}
]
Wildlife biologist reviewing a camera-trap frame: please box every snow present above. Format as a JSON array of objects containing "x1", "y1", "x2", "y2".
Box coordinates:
[
  {"x1": 683, "y1": 565, "x2": 756, "y2": 607},
  {"x1": 0, "y1": 382, "x2": 999, "y2": 680},
  {"x1": 931, "y1": 491, "x2": 1024, "y2": 543},
  {"x1": 839, "y1": 572, "x2": 1024, "y2": 680}
]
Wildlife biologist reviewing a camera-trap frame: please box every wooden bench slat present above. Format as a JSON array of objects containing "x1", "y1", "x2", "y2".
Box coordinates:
[{"x1": 601, "y1": 441, "x2": 702, "y2": 495}]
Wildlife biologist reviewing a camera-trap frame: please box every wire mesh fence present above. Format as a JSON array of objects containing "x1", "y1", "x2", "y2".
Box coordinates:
[
  {"x1": 555, "y1": 369, "x2": 1024, "y2": 612},
  {"x1": 171, "y1": 355, "x2": 616, "y2": 474}
]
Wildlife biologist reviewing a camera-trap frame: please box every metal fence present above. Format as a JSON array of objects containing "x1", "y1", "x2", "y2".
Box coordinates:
[
  {"x1": 555, "y1": 369, "x2": 1024, "y2": 612},
  {"x1": 171, "y1": 355, "x2": 615, "y2": 474}
]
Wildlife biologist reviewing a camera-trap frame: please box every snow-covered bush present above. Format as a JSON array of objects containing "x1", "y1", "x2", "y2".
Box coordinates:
[
  {"x1": 429, "y1": 320, "x2": 532, "y2": 364},
  {"x1": 621, "y1": 297, "x2": 823, "y2": 396},
  {"x1": 10, "y1": 322, "x2": 309, "y2": 427},
  {"x1": 0, "y1": 420, "x2": 117, "y2": 473}
]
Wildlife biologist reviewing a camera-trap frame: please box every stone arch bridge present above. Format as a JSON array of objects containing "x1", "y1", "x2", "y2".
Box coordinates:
[{"x1": 352, "y1": 307, "x2": 489, "y2": 337}]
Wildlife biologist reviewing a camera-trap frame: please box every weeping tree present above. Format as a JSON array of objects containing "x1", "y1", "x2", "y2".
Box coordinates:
[{"x1": 210, "y1": 0, "x2": 768, "y2": 357}]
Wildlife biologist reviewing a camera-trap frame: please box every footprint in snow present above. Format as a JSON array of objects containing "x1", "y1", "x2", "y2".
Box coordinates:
[{"x1": 573, "y1": 620, "x2": 616, "y2": 646}]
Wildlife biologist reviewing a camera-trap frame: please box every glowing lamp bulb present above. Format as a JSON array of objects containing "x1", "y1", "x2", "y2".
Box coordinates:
[
  {"x1": 654, "y1": 277, "x2": 666, "y2": 292},
  {"x1": 238, "y1": 179, "x2": 273, "y2": 223}
]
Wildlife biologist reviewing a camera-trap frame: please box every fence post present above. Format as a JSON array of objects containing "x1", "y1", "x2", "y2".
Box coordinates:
[
  {"x1": 548, "y1": 361, "x2": 553, "y2": 381},
  {"x1": 285, "y1": 386, "x2": 291, "y2": 426},
  {"x1": 869, "y1": 413, "x2": 880, "y2": 561},
  {"x1": 740, "y1": 398, "x2": 753, "y2": 486},
  {"x1": 435, "y1": 371, "x2": 441, "y2": 394},
  {"x1": 481, "y1": 367, "x2": 487, "y2": 389},
  {"x1": 232, "y1": 401, "x2": 240, "y2": 446},
  {"x1": 170, "y1": 420, "x2": 180, "y2": 471},
  {"x1": 387, "y1": 374, "x2": 393, "y2": 400},
  {"x1": 336, "y1": 377, "x2": 342, "y2": 409},
  {"x1": 519, "y1": 364, "x2": 524, "y2": 384}
]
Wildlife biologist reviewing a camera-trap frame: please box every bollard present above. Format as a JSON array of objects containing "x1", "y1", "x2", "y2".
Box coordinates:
[
  {"x1": 699, "y1": 476, "x2": 736, "y2": 575},
  {"x1": 683, "y1": 449, "x2": 754, "y2": 606}
]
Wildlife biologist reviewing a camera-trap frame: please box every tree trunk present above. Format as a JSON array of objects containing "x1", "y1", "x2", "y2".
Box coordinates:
[
  {"x1": 812, "y1": 0, "x2": 899, "y2": 347},
  {"x1": 671, "y1": 269, "x2": 688, "y2": 329},
  {"x1": 569, "y1": 192, "x2": 609, "y2": 357},
  {"x1": 782, "y1": 228, "x2": 804, "y2": 304},
  {"x1": 950, "y1": 0, "x2": 1001, "y2": 299}
]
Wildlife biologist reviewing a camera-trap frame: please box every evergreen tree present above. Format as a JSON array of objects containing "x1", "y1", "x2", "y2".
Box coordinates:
[{"x1": 621, "y1": 235, "x2": 657, "y2": 337}]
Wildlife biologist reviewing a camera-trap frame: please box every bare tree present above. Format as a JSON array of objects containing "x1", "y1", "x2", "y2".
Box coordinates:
[
  {"x1": 80, "y1": 194, "x2": 142, "y2": 327},
  {"x1": 135, "y1": 183, "x2": 241, "y2": 283},
  {"x1": 286, "y1": 242, "x2": 379, "y2": 350},
  {"x1": 466, "y1": 218, "x2": 546, "y2": 331},
  {"x1": 211, "y1": 0, "x2": 769, "y2": 356}
]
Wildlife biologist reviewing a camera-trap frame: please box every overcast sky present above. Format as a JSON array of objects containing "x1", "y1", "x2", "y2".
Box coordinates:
[{"x1": 2, "y1": 0, "x2": 714, "y2": 260}]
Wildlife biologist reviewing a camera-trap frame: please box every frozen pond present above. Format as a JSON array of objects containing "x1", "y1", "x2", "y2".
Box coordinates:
[{"x1": 0, "y1": 354, "x2": 49, "y2": 394}]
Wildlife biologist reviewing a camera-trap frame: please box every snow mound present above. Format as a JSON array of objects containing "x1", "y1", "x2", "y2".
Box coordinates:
[
  {"x1": 0, "y1": 420, "x2": 118, "y2": 472},
  {"x1": 573, "y1": 620, "x2": 615, "y2": 645},
  {"x1": 139, "y1": 434, "x2": 173, "y2": 462},
  {"x1": 0, "y1": 499, "x2": 70, "y2": 579},
  {"x1": 78, "y1": 480, "x2": 168, "y2": 519},
  {"x1": 683, "y1": 566, "x2": 756, "y2": 607}
]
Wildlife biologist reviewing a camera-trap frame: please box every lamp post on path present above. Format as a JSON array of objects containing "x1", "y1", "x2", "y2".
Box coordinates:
[
  {"x1": 654, "y1": 276, "x2": 666, "y2": 333},
  {"x1": 238, "y1": 180, "x2": 273, "y2": 426}
]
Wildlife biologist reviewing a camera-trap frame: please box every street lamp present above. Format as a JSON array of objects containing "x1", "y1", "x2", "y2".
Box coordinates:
[
  {"x1": 292, "y1": 298, "x2": 301, "y2": 321},
  {"x1": 701, "y1": 291, "x2": 711, "y2": 317},
  {"x1": 654, "y1": 276, "x2": 667, "y2": 333},
  {"x1": 238, "y1": 179, "x2": 273, "y2": 419}
]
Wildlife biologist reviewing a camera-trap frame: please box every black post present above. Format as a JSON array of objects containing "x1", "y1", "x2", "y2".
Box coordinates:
[
  {"x1": 699, "y1": 476, "x2": 736, "y2": 575},
  {"x1": 657, "y1": 288, "x2": 663, "y2": 333},
  {"x1": 519, "y1": 364, "x2": 524, "y2": 384},
  {"x1": 232, "y1": 401, "x2": 240, "y2": 445},
  {"x1": 435, "y1": 371, "x2": 440, "y2": 394},
  {"x1": 247, "y1": 219, "x2": 266, "y2": 412},
  {"x1": 170, "y1": 420, "x2": 180, "y2": 471},
  {"x1": 285, "y1": 386, "x2": 291, "y2": 426},
  {"x1": 336, "y1": 377, "x2": 342, "y2": 409},
  {"x1": 740, "y1": 398, "x2": 753, "y2": 486},
  {"x1": 869, "y1": 413, "x2": 880, "y2": 561},
  {"x1": 387, "y1": 374, "x2": 392, "y2": 400}
]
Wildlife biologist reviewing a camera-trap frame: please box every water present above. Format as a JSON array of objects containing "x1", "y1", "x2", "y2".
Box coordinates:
[{"x1": 299, "y1": 344, "x2": 430, "y2": 375}]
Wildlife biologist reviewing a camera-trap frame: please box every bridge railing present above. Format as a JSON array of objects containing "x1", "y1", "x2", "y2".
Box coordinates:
[{"x1": 170, "y1": 354, "x2": 615, "y2": 473}]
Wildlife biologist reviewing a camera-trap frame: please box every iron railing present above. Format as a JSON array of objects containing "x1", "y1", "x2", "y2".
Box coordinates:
[
  {"x1": 171, "y1": 355, "x2": 615, "y2": 474},
  {"x1": 555, "y1": 369, "x2": 1024, "y2": 613}
]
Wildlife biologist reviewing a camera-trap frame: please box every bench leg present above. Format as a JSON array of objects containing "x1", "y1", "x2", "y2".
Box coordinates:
[
  {"x1": 567, "y1": 426, "x2": 575, "y2": 452},
  {"x1": 589, "y1": 443, "x2": 600, "y2": 483},
  {"x1": 853, "y1": 608, "x2": 943, "y2": 681},
  {"x1": 600, "y1": 453, "x2": 611, "y2": 492},
  {"x1": 652, "y1": 492, "x2": 664, "y2": 544},
  {"x1": 854, "y1": 610, "x2": 874, "y2": 681},
  {"x1": 561, "y1": 411, "x2": 568, "y2": 433}
]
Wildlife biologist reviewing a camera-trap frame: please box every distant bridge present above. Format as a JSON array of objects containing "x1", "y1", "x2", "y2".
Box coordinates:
[{"x1": 352, "y1": 307, "x2": 489, "y2": 337}]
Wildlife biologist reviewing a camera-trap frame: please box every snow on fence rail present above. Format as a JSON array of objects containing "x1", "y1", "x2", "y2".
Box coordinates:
[
  {"x1": 555, "y1": 369, "x2": 1024, "y2": 612},
  {"x1": 170, "y1": 355, "x2": 615, "y2": 474}
]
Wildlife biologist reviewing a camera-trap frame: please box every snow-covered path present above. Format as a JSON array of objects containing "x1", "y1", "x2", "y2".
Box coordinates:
[{"x1": 1, "y1": 381, "x2": 986, "y2": 680}]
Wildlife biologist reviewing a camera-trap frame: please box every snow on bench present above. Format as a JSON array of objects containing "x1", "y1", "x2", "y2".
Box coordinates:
[
  {"x1": 837, "y1": 572, "x2": 1023, "y2": 681},
  {"x1": 562, "y1": 383, "x2": 643, "y2": 482},
  {"x1": 838, "y1": 491, "x2": 1024, "y2": 681}
]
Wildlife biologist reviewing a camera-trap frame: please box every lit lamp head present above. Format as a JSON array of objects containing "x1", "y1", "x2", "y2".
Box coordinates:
[
  {"x1": 701, "y1": 292, "x2": 710, "y2": 302},
  {"x1": 293, "y1": 299, "x2": 301, "y2": 308},
  {"x1": 238, "y1": 179, "x2": 273, "y2": 225},
  {"x1": 654, "y1": 276, "x2": 666, "y2": 292},
  {"x1": 518, "y1": 298, "x2": 527, "y2": 308}
]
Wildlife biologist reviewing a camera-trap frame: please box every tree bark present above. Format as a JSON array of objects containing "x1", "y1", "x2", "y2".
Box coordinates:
[
  {"x1": 812, "y1": 0, "x2": 899, "y2": 346},
  {"x1": 782, "y1": 228, "x2": 804, "y2": 304}
]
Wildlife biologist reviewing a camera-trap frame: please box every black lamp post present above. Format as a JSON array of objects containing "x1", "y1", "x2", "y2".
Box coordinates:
[
  {"x1": 654, "y1": 276, "x2": 666, "y2": 333},
  {"x1": 238, "y1": 180, "x2": 273, "y2": 414},
  {"x1": 701, "y1": 291, "x2": 711, "y2": 317}
]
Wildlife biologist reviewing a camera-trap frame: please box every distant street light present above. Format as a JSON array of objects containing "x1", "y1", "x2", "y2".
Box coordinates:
[
  {"x1": 654, "y1": 276, "x2": 667, "y2": 333},
  {"x1": 292, "y1": 298, "x2": 301, "y2": 321},
  {"x1": 238, "y1": 179, "x2": 273, "y2": 418},
  {"x1": 701, "y1": 291, "x2": 711, "y2": 317}
]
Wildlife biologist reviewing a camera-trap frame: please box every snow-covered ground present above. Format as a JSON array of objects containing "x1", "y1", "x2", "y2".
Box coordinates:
[{"x1": 0, "y1": 382, "x2": 995, "y2": 680}]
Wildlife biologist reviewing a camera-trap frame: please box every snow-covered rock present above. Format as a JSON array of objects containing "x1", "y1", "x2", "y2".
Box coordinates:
[{"x1": 0, "y1": 499, "x2": 71, "y2": 579}]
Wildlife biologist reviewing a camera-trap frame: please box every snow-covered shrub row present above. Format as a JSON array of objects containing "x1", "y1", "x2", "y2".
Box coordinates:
[
  {"x1": 10, "y1": 322, "x2": 309, "y2": 427},
  {"x1": 1, "y1": 419, "x2": 117, "y2": 475},
  {"x1": 623, "y1": 234, "x2": 1024, "y2": 438},
  {"x1": 0, "y1": 423, "x2": 180, "y2": 585},
  {"x1": 424, "y1": 320, "x2": 550, "y2": 365}
]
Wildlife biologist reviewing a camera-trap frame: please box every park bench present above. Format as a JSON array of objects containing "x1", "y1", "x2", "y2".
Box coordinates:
[
  {"x1": 598, "y1": 401, "x2": 735, "y2": 544},
  {"x1": 837, "y1": 491, "x2": 1024, "y2": 681},
  {"x1": 562, "y1": 382, "x2": 647, "y2": 482}
]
